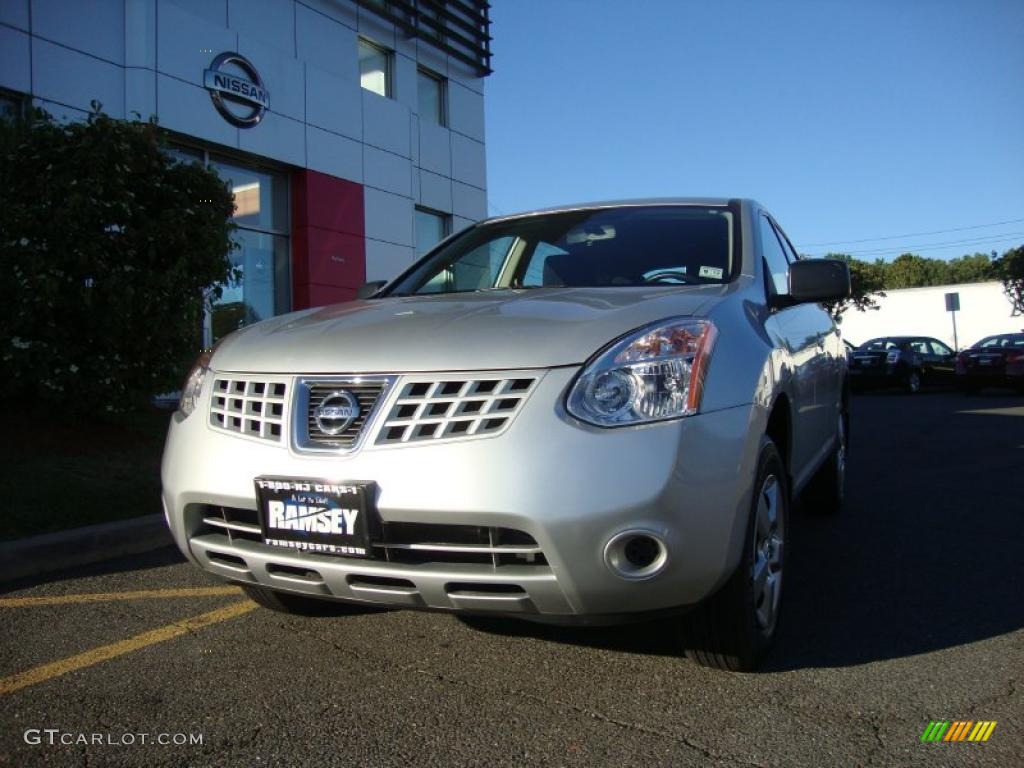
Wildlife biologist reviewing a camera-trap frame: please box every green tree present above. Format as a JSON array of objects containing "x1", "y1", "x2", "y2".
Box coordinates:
[
  {"x1": 883, "y1": 253, "x2": 949, "y2": 288},
  {"x1": 946, "y1": 252, "x2": 996, "y2": 284},
  {"x1": 0, "y1": 104, "x2": 237, "y2": 411},
  {"x1": 994, "y1": 245, "x2": 1024, "y2": 316},
  {"x1": 819, "y1": 253, "x2": 887, "y2": 322}
]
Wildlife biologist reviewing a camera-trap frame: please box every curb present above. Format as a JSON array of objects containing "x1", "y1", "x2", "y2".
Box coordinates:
[{"x1": 0, "y1": 514, "x2": 173, "y2": 584}]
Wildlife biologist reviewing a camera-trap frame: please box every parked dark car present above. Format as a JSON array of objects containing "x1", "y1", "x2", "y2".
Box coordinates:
[
  {"x1": 955, "y1": 332, "x2": 1024, "y2": 393},
  {"x1": 849, "y1": 336, "x2": 956, "y2": 393},
  {"x1": 843, "y1": 339, "x2": 856, "y2": 362}
]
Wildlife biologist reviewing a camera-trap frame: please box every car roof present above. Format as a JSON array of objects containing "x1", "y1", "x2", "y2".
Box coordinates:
[
  {"x1": 975, "y1": 332, "x2": 1024, "y2": 343},
  {"x1": 484, "y1": 197, "x2": 743, "y2": 224}
]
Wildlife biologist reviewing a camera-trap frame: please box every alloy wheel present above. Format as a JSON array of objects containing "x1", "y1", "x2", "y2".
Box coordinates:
[{"x1": 752, "y1": 475, "x2": 784, "y2": 632}]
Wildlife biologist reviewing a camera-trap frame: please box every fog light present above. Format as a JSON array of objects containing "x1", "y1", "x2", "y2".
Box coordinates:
[{"x1": 603, "y1": 530, "x2": 668, "y2": 580}]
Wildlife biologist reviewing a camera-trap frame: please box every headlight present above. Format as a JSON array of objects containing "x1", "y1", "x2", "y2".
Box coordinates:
[
  {"x1": 178, "y1": 348, "x2": 214, "y2": 417},
  {"x1": 567, "y1": 319, "x2": 717, "y2": 427}
]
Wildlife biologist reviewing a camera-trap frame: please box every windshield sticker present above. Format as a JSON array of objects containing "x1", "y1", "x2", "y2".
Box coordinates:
[{"x1": 699, "y1": 266, "x2": 724, "y2": 279}]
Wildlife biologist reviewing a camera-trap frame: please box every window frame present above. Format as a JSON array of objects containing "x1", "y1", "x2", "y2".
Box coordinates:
[
  {"x1": 358, "y1": 37, "x2": 394, "y2": 98},
  {"x1": 414, "y1": 205, "x2": 453, "y2": 258},
  {"x1": 759, "y1": 212, "x2": 793, "y2": 299},
  {"x1": 772, "y1": 219, "x2": 801, "y2": 263},
  {"x1": 417, "y1": 66, "x2": 447, "y2": 126},
  {"x1": 165, "y1": 140, "x2": 292, "y2": 345}
]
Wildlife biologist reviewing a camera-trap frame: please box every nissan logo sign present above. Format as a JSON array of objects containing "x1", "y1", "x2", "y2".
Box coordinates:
[
  {"x1": 203, "y1": 52, "x2": 269, "y2": 128},
  {"x1": 315, "y1": 391, "x2": 361, "y2": 436}
]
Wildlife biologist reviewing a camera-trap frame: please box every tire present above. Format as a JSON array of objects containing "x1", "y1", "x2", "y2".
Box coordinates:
[
  {"x1": 802, "y1": 409, "x2": 847, "y2": 516},
  {"x1": 904, "y1": 370, "x2": 922, "y2": 394},
  {"x1": 681, "y1": 437, "x2": 789, "y2": 671},
  {"x1": 241, "y1": 583, "x2": 366, "y2": 616}
]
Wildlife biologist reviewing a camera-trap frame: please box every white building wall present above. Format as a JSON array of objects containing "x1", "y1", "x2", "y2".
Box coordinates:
[
  {"x1": 0, "y1": 0, "x2": 488, "y2": 282},
  {"x1": 838, "y1": 281, "x2": 1021, "y2": 350}
]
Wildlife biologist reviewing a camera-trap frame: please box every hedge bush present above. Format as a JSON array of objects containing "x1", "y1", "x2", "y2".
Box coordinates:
[{"x1": 0, "y1": 105, "x2": 237, "y2": 411}]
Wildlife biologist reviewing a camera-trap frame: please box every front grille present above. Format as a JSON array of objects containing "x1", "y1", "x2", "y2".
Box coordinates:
[
  {"x1": 375, "y1": 376, "x2": 538, "y2": 445},
  {"x1": 294, "y1": 376, "x2": 394, "y2": 452},
  {"x1": 199, "y1": 505, "x2": 262, "y2": 544},
  {"x1": 375, "y1": 523, "x2": 547, "y2": 567},
  {"x1": 209, "y1": 377, "x2": 287, "y2": 441},
  {"x1": 195, "y1": 508, "x2": 546, "y2": 568}
]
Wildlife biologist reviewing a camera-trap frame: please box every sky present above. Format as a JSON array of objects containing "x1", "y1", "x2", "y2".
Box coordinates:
[{"x1": 483, "y1": 0, "x2": 1024, "y2": 260}]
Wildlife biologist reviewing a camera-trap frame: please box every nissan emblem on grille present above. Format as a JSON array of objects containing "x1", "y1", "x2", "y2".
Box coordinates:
[{"x1": 314, "y1": 391, "x2": 360, "y2": 435}]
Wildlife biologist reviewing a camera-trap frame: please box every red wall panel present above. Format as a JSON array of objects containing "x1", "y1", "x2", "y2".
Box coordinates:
[{"x1": 291, "y1": 170, "x2": 365, "y2": 310}]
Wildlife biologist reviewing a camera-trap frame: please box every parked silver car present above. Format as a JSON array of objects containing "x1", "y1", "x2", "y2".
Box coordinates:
[{"x1": 162, "y1": 199, "x2": 850, "y2": 670}]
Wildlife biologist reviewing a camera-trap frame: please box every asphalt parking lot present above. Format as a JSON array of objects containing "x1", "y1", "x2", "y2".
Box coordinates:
[{"x1": 2, "y1": 391, "x2": 1022, "y2": 767}]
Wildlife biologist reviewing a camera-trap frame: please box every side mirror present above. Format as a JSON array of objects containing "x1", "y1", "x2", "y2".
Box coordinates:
[
  {"x1": 356, "y1": 280, "x2": 387, "y2": 299},
  {"x1": 788, "y1": 259, "x2": 851, "y2": 304}
]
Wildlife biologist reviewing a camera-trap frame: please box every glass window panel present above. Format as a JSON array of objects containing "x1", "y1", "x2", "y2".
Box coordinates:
[
  {"x1": 417, "y1": 236, "x2": 513, "y2": 294},
  {"x1": 759, "y1": 215, "x2": 790, "y2": 295},
  {"x1": 415, "y1": 208, "x2": 449, "y2": 256},
  {"x1": 0, "y1": 93, "x2": 23, "y2": 120},
  {"x1": 359, "y1": 39, "x2": 391, "y2": 97},
  {"x1": 273, "y1": 233, "x2": 291, "y2": 316},
  {"x1": 211, "y1": 231, "x2": 289, "y2": 342},
  {"x1": 393, "y1": 207, "x2": 733, "y2": 296},
  {"x1": 209, "y1": 157, "x2": 288, "y2": 232},
  {"x1": 417, "y1": 69, "x2": 445, "y2": 125},
  {"x1": 164, "y1": 145, "x2": 203, "y2": 165},
  {"x1": 521, "y1": 242, "x2": 569, "y2": 287},
  {"x1": 774, "y1": 222, "x2": 799, "y2": 262}
]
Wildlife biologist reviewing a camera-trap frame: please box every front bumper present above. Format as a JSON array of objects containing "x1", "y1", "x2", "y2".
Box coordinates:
[{"x1": 162, "y1": 366, "x2": 760, "y2": 620}]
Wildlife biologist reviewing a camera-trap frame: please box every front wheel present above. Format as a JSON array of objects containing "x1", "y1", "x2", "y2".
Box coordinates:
[
  {"x1": 904, "y1": 370, "x2": 922, "y2": 393},
  {"x1": 680, "y1": 437, "x2": 789, "y2": 671}
]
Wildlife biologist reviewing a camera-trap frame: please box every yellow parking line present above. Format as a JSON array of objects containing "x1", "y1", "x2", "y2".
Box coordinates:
[
  {"x1": 0, "y1": 600, "x2": 256, "y2": 697},
  {"x1": 0, "y1": 586, "x2": 242, "y2": 608}
]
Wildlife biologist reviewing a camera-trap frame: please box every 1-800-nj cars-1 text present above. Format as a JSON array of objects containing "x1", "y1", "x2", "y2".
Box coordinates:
[{"x1": 162, "y1": 198, "x2": 850, "y2": 671}]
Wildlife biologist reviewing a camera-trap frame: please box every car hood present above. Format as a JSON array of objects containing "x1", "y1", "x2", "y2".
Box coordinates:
[{"x1": 212, "y1": 286, "x2": 730, "y2": 374}]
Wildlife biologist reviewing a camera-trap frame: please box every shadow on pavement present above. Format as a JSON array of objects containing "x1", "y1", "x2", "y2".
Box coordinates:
[
  {"x1": 771, "y1": 390, "x2": 1024, "y2": 670},
  {"x1": 460, "y1": 392, "x2": 1024, "y2": 670},
  {"x1": 0, "y1": 545, "x2": 187, "y2": 594}
]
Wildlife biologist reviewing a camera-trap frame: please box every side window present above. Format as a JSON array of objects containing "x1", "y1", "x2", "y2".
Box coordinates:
[
  {"x1": 909, "y1": 340, "x2": 930, "y2": 355},
  {"x1": 521, "y1": 242, "x2": 569, "y2": 287},
  {"x1": 759, "y1": 215, "x2": 790, "y2": 295},
  {"x1": 416, "y1": 236, "x2": 515, "y2": 294},
  {"x1": 930, "y1": 340, "x2": 952, "y2": 356},
  {"x1": 773, "y1": 221, "x2": 800, "y2": 263}
]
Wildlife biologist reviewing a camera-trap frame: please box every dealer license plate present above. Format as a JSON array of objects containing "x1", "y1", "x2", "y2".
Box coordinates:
[{"x1": 255, "y1": 477, "x2": 375, "y2": 557}]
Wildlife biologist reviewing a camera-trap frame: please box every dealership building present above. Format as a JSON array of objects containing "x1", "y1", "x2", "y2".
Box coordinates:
[{"x1": 0, "y1": 0, "x2": 491, "y2": 341}]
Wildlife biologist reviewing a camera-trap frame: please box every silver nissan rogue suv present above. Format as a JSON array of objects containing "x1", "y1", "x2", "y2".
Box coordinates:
[{"x1": 162, "y1": 199, "x2": 851, "y2": 671}]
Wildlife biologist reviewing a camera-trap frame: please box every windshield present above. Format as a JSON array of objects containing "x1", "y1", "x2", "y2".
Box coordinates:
[{"x1": 386, "y1": 206, "x2": 734, "y2": 296}]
